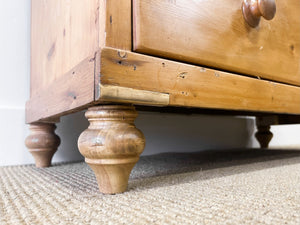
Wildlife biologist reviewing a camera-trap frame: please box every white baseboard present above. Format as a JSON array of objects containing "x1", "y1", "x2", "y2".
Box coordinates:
[{"x1": 0, "y1": 107, "x2": 32, "y2": 166}]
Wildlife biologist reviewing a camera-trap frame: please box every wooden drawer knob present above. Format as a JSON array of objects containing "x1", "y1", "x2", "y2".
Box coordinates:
[{"x1": 242, "y1": 0, "x2": 276, "y2": 28}]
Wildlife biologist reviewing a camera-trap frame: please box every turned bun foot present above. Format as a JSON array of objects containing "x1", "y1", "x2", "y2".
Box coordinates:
[
  {"x1": 255, "y1": 125, "x2": 273, "y2": 148},
  {"x1": 25, "y1": 123, "x2": 60, "y2": 167},
  {"x1": 78, "y1": 105, "x2": 145, "y2": 194}
]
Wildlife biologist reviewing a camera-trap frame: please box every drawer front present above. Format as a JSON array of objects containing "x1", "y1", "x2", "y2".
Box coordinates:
[{"x1": 133, "y1": 0, "x2": 300, "y2": 86}]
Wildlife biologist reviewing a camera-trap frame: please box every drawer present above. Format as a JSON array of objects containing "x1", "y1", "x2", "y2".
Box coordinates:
[{"x1": 133, "y1": 0, "x2": 300, "y2": 86}]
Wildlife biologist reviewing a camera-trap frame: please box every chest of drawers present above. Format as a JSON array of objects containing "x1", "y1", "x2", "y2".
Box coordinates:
[{"x1": 25, "y1": 0, "x2": 300, "y2": 194}]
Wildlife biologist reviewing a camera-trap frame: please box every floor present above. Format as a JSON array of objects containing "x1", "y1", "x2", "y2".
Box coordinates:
[{"x1": 0, "y1": 149, "x2": 300, "y2": 224}]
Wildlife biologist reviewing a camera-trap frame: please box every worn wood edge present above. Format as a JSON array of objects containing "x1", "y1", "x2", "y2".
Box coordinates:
[
  {"x1": 132, "y1": 0, "x2": 139, "y2": 51},
  {"x1": 26, "y1": 53, "x2": 97, "y2": 123},
  {"x1": 96, "y1": 84, "x2": 170, "y2": 106},
  {"x1": 94, "y1": 50, "x2": 101, "y2": 101},
  {"x1": 99, "y1": 0, "x2": 132, "y2": 50},
  {"x1": 98, "y1": 0, "x2": 106, "y2": 48},
  {"x1": 99, "y1": 47, "x2": 300, "y2": 115}
]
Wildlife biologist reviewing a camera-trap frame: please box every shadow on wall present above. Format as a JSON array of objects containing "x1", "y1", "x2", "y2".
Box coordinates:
[
  {"x1": 136, "y1": 112, "x2": 255, "y2": 155},
  {"x1": 54, "y1": 111, "x2": 88, "y2": 163},
  {"x1": 53, "y1": 110, "x2": 255, "y2": 163}
]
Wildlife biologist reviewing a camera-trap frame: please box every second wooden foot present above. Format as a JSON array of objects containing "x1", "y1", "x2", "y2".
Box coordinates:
[
  {"x1": 25, "y1": 123, "x2": 60, "y2": 167},
  {"x1": 255, "y1": 116, "x2": 276, "y2": 148},
  {"x1": 255, "y1": 125, "x2": 273, "y2": 148}
]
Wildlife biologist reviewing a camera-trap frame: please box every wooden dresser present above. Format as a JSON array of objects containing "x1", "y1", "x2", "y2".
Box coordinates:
[{"x1": 25, "y1": 0, "x2": 300, "y2": 194}]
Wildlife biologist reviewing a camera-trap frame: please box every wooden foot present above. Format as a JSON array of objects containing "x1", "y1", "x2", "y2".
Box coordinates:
[
  {"x1": 255, "y1": 125, "x2": 273, "y2": 148},
  {"x1": 78, "y1": 105, "x2": 145, "y2": 194},
  {"x1": 25, "y1": 123, "x2": 60, "y2": 167},
  {"x1": 255, "y1": 116, "x2": 276, "y2": 148}
]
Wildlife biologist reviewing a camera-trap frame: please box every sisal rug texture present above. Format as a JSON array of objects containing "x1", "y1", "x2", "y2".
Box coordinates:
[{"x1": 0, "y1": 149, "x2": 300, "y2": 225}]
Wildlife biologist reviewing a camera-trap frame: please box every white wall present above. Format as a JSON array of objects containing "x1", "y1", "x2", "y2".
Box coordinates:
[
  {"x1": 0, "y1": 0, "x2": 299, "y2": 166},
  {"x1": 0, "y1": 0, "x2": 31, "y2": 166}
]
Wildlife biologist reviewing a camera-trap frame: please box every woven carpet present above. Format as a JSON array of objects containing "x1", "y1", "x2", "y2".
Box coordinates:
[{"x1": 1, "y1": 149, "x2": 300, "y2": 225}]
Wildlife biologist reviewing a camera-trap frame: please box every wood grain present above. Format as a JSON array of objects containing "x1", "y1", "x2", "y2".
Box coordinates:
[
  {"x1": 31, "y1": 0, "x2": 99, "y2": 96},
  {"x1": 78, "y1": 105, "x2": 145, "y2": 194},
  {"x1": 25, "y1": 123, "x2": 60, "y2": 168},
  {"x1": 100, "y1": 48, "x2": 300, "y2": 114},
  {"x1": 99, "y1": 0, "x2": 132, "y2": 50},
  {"x1": 133, "y1": 0, "x2": 300, "y2": 86},
  {"x1": 26, "y1": 54, "x2": 96, "y2": 123}
]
